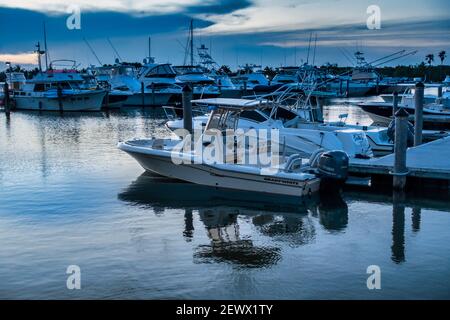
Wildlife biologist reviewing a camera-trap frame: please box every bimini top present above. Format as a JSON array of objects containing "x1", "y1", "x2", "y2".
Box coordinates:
[{"x1": 191, "y1": 98, "x2": 269, "y2": 109}]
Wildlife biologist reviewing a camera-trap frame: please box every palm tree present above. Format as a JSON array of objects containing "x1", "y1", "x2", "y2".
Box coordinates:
[
  {"x1": 425, "y1": 54, "x2": 434, "y2": 66},
  {"x1": 438, "y1": 50, "x2": 447, "y2": 65},
  {"x1": 438, "y1": 51, "x2": 447, "y2": 80},
  {"x1": 425, "y1": 54, "x2": 434, "y2": 82}
]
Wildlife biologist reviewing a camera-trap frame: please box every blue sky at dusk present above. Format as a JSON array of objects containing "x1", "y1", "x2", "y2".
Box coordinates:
[{"x1": 0, "y1": 0, "x2": 449, "y2": 70}]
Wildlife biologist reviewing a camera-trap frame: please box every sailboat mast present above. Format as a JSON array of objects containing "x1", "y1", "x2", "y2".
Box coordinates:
[
  {"x1": 312, "y1": 34, "x2": 317, "y2": 66},
  {"x1": 148, "y1": 37, "x2": 151, "y2": 60},
  {"x1": 190, "y1": 19, "x2": 194, "y2": 66},
  {"x1": 36, "y1": 42, "x2": 42, "y2": 72},
  {"x1": 43, "y1": 22, "x2": 49, "y2": 70},
  {"x1": 306, "y1": 33, "x2": 312, "y2": 65}
]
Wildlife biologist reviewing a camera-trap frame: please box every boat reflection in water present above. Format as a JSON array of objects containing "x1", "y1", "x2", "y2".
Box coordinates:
[{"x1": 118, "y1": 172, "x2": 349, "y2": 268}]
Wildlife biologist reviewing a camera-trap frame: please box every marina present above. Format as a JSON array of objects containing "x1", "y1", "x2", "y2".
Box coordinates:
[
  {"x1": 1, "y1": 105, "x2": 449, "y2": 299},
  {"x1": 1, "y1": 1, "x2": 450, "y2": 303}
]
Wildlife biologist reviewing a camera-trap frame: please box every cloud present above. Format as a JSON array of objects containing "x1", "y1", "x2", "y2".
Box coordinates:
[
  {"x1": 0, "y1": 52, "x2": 37, "y2": 65},
  {"x1": 0, "y1": 0, "x2": 252, "y2": 16},
  {"x1": 257, "y1": 18, "x2": 450, "y2": 49},
  {"x1": 186, "y1": 0, "x2": 253, "y2": 15}
]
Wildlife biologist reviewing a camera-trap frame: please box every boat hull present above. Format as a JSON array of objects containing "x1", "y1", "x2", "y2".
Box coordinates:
[
  {"x1": 13, "y1": 91, "x2": 105, "y2": 111},
  {"x1": 122, "y1": 92, "x2": 180, "y2": 106},
  {"x1": 119, "y1": 144, "x2": 321, "y2": 197}
]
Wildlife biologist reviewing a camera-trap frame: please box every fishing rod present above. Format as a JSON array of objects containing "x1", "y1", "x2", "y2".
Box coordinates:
[
  {"x1": 367, "y1": 50, "x2": 406, "y2": 66},
  {"x1": 372, "y1": 50, "x2": 418, "y2": 67},
  {"x1": 107, "y1": 38, "x2": 123, "y2": 62},
  {"x1": 83, "y1": 37, "x2": 102, "y2": 66}
]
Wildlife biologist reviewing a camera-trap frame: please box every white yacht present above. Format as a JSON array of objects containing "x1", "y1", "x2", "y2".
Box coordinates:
[
  {"x1": 118, "y1": 98, "x2": 349, "y2": 197},
  {"x1": 11, "y1": 63, "x2": 106, "y2": 112},
  {"x1": 110, "y1": 62, "x2": 182, "y2": 106}
]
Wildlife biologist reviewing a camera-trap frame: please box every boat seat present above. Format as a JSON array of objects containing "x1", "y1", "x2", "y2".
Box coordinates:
[{"x1": 284, "y1": 153, "x2": 304, "y2": 172}]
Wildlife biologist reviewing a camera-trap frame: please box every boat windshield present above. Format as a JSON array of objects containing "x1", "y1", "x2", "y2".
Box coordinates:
[
  {"x1": 205, "y1": 108, "x2": 240, "y2": 131},
  {"x1": 145, "y1": 65, "x2": 176, "y2": 78}
]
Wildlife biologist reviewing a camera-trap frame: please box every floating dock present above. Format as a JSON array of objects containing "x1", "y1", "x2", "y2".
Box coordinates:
[{"x1": 349, "y1": 136, "x2": 450, "y2": 189}]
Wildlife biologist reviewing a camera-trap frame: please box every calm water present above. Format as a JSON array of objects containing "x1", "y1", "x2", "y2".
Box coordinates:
[{"x1": 0, "y1": 99, "x2": 449, "y2": 299}]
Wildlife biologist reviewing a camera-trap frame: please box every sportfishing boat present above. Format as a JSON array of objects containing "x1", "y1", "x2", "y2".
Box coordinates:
[
  {"x1": 118, "y1": 99, "x2": 349, "y2": 197},
  {"x1": 197, "y1": 44, "x2": 241, "y2": 98},
  {"x1": 11, "y1": 60, "x2": 106, "y2": 112}
]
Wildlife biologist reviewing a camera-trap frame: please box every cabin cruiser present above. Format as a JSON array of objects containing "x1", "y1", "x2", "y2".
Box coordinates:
[
  {"x1": 166, "y1": 97, "x2": 373, "y2": 159},
  {"x1": 11, "y1": 65, "x2": 106, "y2": 112},
  {"x1": 106, "y1": 62, "x2": 181, "y2": 106},
  {"x1": 118, "y1": 98, "x2": 349, "y2": 197}
]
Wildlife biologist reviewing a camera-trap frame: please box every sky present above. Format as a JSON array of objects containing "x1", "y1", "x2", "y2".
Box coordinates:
[{"x1": 0, "y1": 0, "x2": 449, "y2": 70}]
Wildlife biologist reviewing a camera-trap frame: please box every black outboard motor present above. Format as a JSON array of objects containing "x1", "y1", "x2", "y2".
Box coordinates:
[{"x1": 310, "y1": 150, "x2": 349, "y2": 191}]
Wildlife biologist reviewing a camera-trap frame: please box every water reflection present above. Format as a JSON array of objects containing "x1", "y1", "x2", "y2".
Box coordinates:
[
  {"x1": 118, "y1": 173, "x2": 350, "y2": 268},
  {"x1": 346, "y1": 188, "x2": 450, "y2": 264},
  {"x1": 392, "y1": 191, "x2": 406, "y2": 263},
  {"x1": 195, "y1": 210, "x2": 281, "y2": 268}
]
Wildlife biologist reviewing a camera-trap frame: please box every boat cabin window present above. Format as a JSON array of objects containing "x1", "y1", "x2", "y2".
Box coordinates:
[
  {"x1": 240, "y1": 110, "x2": 267, "y2": 123},
  {"x1": 145, "y1": 65, "x2": 175, "y2": 78},
  {"x1": 262, "y1": 107, "x2": 297, "y2": 121},
  {"x1": 46, "y1": 82, "x2": 72, "y2": 90},
  {"x1": 34, "y1": 83, "x2": 46, "y2": 92}
]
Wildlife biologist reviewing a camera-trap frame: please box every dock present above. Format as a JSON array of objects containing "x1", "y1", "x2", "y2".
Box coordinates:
[{"x1": 349, "y1": 136, "x2": 450, "y2": 189}]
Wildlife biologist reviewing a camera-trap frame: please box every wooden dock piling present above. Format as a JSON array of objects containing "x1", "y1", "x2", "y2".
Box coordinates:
[
  {"x1": 392, "y1": 91, "x2": 399, "y2": 117},
  {"x1": 182, "y1": 85, "x2": 193, "y2": 134},
  {"x1": 141, "y1": 82, "x2": 145, "y2": 107},
  {"x1": 392, "y1": 108, "x2": 409, "y2": 190},
  {"x1": 414, "y1": 82, "x2": 424, "y2": 146}
]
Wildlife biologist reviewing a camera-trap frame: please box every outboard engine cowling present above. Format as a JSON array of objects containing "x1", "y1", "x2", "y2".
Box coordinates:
[{"x1": 311, "y1": 150, "x2": 349, "y2": 191}]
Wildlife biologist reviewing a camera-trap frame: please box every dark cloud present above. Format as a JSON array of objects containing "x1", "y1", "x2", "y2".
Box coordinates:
[
  {"x1": 0, "y1": 7, "x2": 212, "y2": 52},
  {"x1": 186, "y1": 0, "x2": 253, "y2": 15}
]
